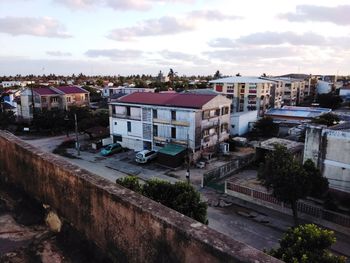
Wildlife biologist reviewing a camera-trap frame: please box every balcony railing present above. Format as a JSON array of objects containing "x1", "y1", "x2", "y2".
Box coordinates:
[{"x1": 112, "y1": 113, "x2": 141, "y2": 120}]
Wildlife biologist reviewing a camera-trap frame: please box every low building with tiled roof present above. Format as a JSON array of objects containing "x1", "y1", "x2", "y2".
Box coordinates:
[{"x1": 109, "y1": 92, "x2": 232, "y2": 163}]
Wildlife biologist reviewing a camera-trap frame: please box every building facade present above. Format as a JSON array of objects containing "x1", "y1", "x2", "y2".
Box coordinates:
[
  {"x1": 209, "y1": 77, "x2": 278, "y2": 115},
  {"x1": 18, "y1": 86, "x2": 89, "y2": 119},
  {"x1": 304, "y1": 123, "x2": 350, "y2": 195},
  {"x1": 109, "y1": 93, "x2": 231, "y2": 160}
]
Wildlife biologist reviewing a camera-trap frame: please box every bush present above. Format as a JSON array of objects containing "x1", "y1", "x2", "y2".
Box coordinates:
[{"x1": 116, "y1": 176, "x2": 208, "y2": 224}]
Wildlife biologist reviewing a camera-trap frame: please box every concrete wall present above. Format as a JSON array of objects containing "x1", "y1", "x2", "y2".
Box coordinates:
[
  {"x1": 304, "y1": 126, "x2": 350, "y2": 194},
  {"x1": 0, "y1": 131, "x2": 279, "y2": 263}
]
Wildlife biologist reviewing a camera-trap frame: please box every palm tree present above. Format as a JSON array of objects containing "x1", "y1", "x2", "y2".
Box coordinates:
[{"x1": 168, "y1": 68, "x2": 177, "y2": 90}]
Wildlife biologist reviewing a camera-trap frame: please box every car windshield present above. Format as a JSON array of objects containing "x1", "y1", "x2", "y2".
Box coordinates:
[
  {"x1": 105, "y1": 146, "x2": 112, "y2": 150},
  {"x1": 136, "y1": 153, "x2": 143, "y2": 158}
]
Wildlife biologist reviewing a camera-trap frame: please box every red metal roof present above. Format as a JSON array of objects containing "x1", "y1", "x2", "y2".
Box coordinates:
[
  {"x1": 33, "y1": 87, "x2": 59, "y2": 96},
  {"x1": 55, "y1": 86, "x2": 89, "y2": 94},
  {"x1": 117, "y1": 92, "x2": 216, "y2": 109}
]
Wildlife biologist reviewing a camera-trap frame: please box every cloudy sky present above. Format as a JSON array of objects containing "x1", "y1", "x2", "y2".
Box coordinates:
[{"x1": 0, "y1": 0, "x2": 349, "y2": 76}]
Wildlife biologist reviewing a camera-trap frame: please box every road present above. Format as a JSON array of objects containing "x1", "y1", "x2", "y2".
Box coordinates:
[{"x1": 21, "y1": 135, "x2": 350, "y2": 259}]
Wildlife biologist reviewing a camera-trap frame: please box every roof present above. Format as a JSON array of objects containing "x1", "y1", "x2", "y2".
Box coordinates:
[
  {"x1": 209, "y1": 76, "x2": 276, "y2": 84},
  {"x1": 257, "y1": 138, "x2": 304, "y2": 152},
  {"x1": 55, "y1": 86, "x2": 89, "y2": 94},
  {"x1": 265, "y1": 106, "x2": 331, "y2": 119},
  {"x1": 181, "y1": 89, "x2": 218, "y2": 95},
  {"x1": 116, "y1": 92, "x2": 217, "y2": 109},
  {"x1": 328, "y1": 122, "x2": 350, "y2": 132},
  {"x1": 33, "y1": 87, "x2": 59, "y2": 96},
  {"x1": 158, "y1": 144, "x2": 186, "y2": 156}
]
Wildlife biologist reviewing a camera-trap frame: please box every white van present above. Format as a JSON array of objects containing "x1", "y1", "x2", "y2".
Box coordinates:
[{"x1": 135, "y1": 150, "x2": 157, "y2": 164}]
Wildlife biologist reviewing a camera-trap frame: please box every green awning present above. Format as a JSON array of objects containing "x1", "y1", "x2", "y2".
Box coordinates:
[{"x1": 158, "y1": 144, "x2": 186, "y2": 156}]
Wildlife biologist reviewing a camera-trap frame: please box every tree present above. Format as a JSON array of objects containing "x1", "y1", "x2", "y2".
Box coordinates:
[
  {"x1": 168, "y1": 68, "x2": 177, "y2": 90},
  {"x1": 312, "y1": 113, "x2": 340, "y2": 127},
  {"x1": 303, "y1": 159, "x2": 329, "y2": 198},
  {"x1": 116, "y1": 176, "x2": 142, "y2": 193},
  {"x1": 252, "y1": 117, "x2": 279, "y2": 137},
  {"x1": 213, "y1": 70, "x2": 222, "y2": 79},
  {"x1": 116, "y1": 177, "x2": 208, "y2": 224},
  {"x1": 258, "y1": 145, "x2": 310, "y2": 226},
  {"x1": 0, "y1": 110, "x2": 15, "y2": 129},
  {"x1": 317, "y1": 93, "x2": 342, "y2": 109},
  {"x1": 269, "y1": 224, "x2": 346, "y2": 263}
]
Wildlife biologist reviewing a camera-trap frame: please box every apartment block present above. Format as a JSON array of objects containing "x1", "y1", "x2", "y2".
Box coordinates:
[{"x1": 109, "y1": 93, "x2": 231, "y2": 160}]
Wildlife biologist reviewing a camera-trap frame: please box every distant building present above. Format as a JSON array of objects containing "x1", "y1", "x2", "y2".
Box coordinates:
[
  {"x1": 339, "y1": 87, "x2": 350, "y2": 102},
  {"x1": 18, "y1": 86, "x2": 89, "y2": 120},
  {"x1": 231, "y1": 111, "x2": 258, "y2": 136},
  {"x1": 109, "y1": 92, "x2": 231, "y2": 161},
  {"x1": 265, "y1": 106, "x2": 331, "y2": 122},
  {"x1": 304, "y1": 123, "x2": 350, "y2": 195},
  {"x1": 209, "y1": 76, "x2": 276, "y2": 115},
  {"x1": 265, "y1": 77, "x2": 306, "y2": 106},
  {"x1": 102, "y1": 86, "x2": 155, "y2": 99},
  {"x1": 256, "y1": 137, "x2": 304, "y2": 163}
]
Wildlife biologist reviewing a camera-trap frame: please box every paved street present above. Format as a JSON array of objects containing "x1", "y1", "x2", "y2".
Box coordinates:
[{"x1": 22, "y1": 135, "x2": 350, "y2": 260}]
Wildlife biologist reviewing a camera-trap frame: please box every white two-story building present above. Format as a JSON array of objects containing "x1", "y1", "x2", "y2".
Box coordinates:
[{"x1": 109, "y1": 92, "x2": 231, "y2": 160}]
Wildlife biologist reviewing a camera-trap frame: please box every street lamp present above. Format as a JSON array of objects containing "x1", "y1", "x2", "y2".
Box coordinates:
[
  {"x1": 74, "y1": 113, "x2": 80, "y2": 156},
  {"x1": 64, "y1": 114, "x2": 69, "y2": 137}
]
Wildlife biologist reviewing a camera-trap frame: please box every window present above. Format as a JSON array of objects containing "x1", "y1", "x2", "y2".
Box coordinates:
[
  {"x1": 84, "y1": 94, "x2": 88, "y2": 101},
  {"x1": 203, "y1": 129, "x2": 209, "y2": 136},
  {"x1": 202, "y1": 110, "x2": 210, "y2": 119},
  {"x1": 126, "y1": 106, "x2": 131, "y2": 116},
  {"x1": 112, "y1": 106, "x2": 116, "y2": 114},
  {"x1": 127, "y1": 121, "x2": 131, "y2": 132},
  {"x1": 171, "y1": 110, "x2": 176, "y2": 120},
  {"x1": 153, "y1": 125, "x2": 158, "y2": 137},
  {"x1": 221, "y1": 107, "x2": 229, "y2": 115},
  {"x1": 41, "y1": 97, "x2": 47, "y2": 103},
  {"x1": 171, "y1": 127, "x2": 176, "y2": 139},
  {"x1": 51, "y1": 97, "x2": 58, "y2": 103},
  {"x1": 216, "y1": 85, "x2": 223, "y2": 92},
  {"x1": 215, "y1": 109, "x2": 220, "y2": 116},
  {"x1": 66, "y1": 97, "x2": 71, "y2": 102},
  {"x1": 153, "y1": 109, "x2": 157, "y2": 119},
  {"x1": 221, "y1": 123, "x2": 228, "y2": 133},
  {"x1": 114, "y1": 122, "x2": 117, "y2": 125}
]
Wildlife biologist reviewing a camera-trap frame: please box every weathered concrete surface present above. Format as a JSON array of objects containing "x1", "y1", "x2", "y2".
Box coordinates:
[{"x1": 0, "y1": 131, "x2": 280, "y2": 263}]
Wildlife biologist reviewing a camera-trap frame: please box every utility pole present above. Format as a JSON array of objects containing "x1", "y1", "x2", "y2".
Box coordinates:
[
  {"x1": 74, "y1": 113, "x2": 80, "y2": 156},
  {"x1": 186, "y1": 132, "x2": 190, "y2": 184}
]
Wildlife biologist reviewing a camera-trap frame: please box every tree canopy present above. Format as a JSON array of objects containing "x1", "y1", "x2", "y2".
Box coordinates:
[
  {"x1": 269, "y1": 224, "x2": 346, "y2": 263},
  {"x1": 258, "y1": 145, "x2": 328, "y2": 225},
  {"x1": 116, "y1": 176, "x2": 208, "y2": 224},
  {"x1": 312, "y1": 113, "x2": 340, "y2": 127},
  {"x1": 252, "y1": 117, "x2": 279, "y2": 138}
]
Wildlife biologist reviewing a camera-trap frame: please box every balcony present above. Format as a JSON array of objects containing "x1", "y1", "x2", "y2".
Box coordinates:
[
  {"x1": 112, "y1": 113, "x2": 141, "y2": 120},
  {"x1": 153, "y1": 118, "x2": 170, "y2": 124},
  {"x1": 171, "y1": 120, "x2": 190, "y2": 127}
]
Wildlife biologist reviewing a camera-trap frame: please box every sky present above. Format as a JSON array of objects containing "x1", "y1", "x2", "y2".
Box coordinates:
[{"x1": 0, "y1": 0, "x2": 349, "y2": 76}]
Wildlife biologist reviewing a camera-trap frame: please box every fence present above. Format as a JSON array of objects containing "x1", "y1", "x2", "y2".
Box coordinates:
[
  {"x1": 202, "y1": 154, "x2": 254, "y2": 187},
  {"x1": 226, "y1": 180, "x2": 350, "y2": 228}
]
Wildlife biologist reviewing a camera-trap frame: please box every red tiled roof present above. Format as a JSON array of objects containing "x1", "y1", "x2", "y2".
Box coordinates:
[
  {"x1": 55, "y1": 86, "x2": 89, "y2": 94},
  {"x1": 117, "y1": 92, "x2": 216, "y2": 109},
  {"x1": 33, "y1": 87, "x2": 59, "y2": 96}
]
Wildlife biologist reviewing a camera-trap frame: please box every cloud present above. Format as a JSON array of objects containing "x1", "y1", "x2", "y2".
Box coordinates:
[
  {"x1": 107, "y1": 16, "x2": 195, "y2": 41},
  {"x1": 208, "y1": 32, "x2": 350, "y2": 50},
  {"x1": 54, "y1": 0, "x2": 194, "y2": 11},
  {"x1": 108, "y1": 10, "x2": 240, "y2": 41},
  {"x1": 46, "y1": 51, "x2": 72, "y2": 57},
  {"x1": 85, "y1": 48, "x2": 143, "y2": 60},
  {"x1": 0, "y1": 17, "x2": 71, "y2": 38},
  {"x1": 236, "y1": 31, "x2": 327, "y2": 46},
  {"x1": 160, "y1": 50, "x2": 209, "y2": 65},
  {"x1": 279, "y1": 5, "x2": 350, "y2": 25},
  {"x1": 204, "y1": 46, "x2": 301, "y2": 60}
]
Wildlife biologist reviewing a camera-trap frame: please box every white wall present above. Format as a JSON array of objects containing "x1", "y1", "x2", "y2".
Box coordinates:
[{"x1": 231, "y1": 110, "x2": 258, "y2": 136}]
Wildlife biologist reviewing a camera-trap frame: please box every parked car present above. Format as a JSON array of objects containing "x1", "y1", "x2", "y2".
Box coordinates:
[
  {"x1": 100, "y1": 143, "x2": 122, "y2": 156},
  {"x1": 135, "y1": 150, "x2": 157, "y2": 164}
]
